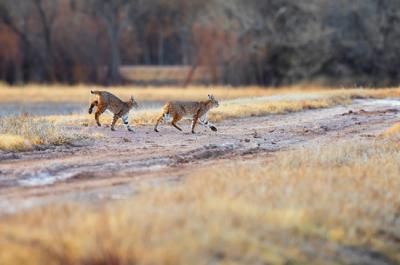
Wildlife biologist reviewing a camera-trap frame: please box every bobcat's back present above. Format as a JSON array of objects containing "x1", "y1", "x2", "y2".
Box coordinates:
[
  {"x1": 92, "y1": 90, "x2": 130, "y2": 114},
  {"x1": 164, "y1": 101, "x2": 203, "y2": 117}
]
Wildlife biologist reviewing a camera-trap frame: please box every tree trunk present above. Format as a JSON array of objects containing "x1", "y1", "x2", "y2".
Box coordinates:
[
  {"x1": 183, "y1": 56, "x2": 199, "y2": 87},
  {"x1": 33, "y1": 0, "x2": 56, "y2": 81},
  {"x1": 158, "y1": 30, "x2": 164, "y2": 65},
  {"x1": 106, "y1": 23, "x2": 122, "y2": 84},
  {"x1": 20, "y1": 38, "x2": 32, "y2": 83}
]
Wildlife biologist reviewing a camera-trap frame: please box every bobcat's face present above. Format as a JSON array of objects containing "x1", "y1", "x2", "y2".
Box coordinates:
[
  {"x1": 208, "y1": 94, "x2": 219, "y2": 108},
  {"x1": 130, "y1": 96, "x2": 139, "y2": 109}
]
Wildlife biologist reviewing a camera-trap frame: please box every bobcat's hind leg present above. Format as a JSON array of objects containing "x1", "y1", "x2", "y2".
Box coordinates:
[
  {"x1": 94, "y1": 105, "x2": 106, "y2": 127},
  {"x1": 88, "y1": 100, "x2": 98, "y2": 114},
  {"x1": 171, "y1": 115, "x2": 183, "y2": 131},
  {"x1": 154, "y1": 113, "x2": 164, "y2": 132}
]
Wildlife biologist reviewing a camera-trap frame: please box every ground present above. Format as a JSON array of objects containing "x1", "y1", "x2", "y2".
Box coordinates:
[
  {"x1": 0, "y1": 88, "x2": 400, "y2": 265},
  {"x1": 0, "y1": 98, "x2": 399, "y2": 214}
]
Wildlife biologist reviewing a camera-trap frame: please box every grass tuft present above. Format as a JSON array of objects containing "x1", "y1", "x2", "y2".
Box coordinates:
[
  {"x1": 0, "y1": 134, "x2": 31, "y2": 151},
  {"x1": 382, "y1": 123, "x2": 400, "y2": 138},
  {"x1": 0, "y1": 115, "x2": 85, "y2": 151}
]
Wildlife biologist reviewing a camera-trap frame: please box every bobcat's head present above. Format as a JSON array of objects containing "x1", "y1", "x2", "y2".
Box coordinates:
[
  {"x1": 208, "y1": 94, "x2": 219, "y2": 108},
  {"x1": 129, "y1": 96, "x2": 139, "y2": 109}
]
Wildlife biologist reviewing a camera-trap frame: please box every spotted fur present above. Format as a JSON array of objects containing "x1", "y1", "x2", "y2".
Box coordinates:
[
  {"x1": 154, "y1": 95, "x2": 219, "y2": 134},
  {"x1": 88, "y1": 90, "x2": 138, "y2": 132}
]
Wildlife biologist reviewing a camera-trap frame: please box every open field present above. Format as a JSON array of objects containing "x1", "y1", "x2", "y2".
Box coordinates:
[
  {"x1": 2, "y1": 85, "x2": 399, "y2": 126},
  {"x1": 1, "y1": 132, "x2": 400, "y2": 264},
  {"x1": 1, "y1": 84, "x2": 400, "y2": 104},
  {"x1": 0, "y1": 84, "x2": 282, "y2": 103},
  {"x1": 0, "y1": 87, "x2": 400, "y2": 264}
]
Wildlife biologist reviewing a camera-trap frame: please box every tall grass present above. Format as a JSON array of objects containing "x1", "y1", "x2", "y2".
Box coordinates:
[{"x1": 1, "y1": 132, "x2": 399, "y2": 264}]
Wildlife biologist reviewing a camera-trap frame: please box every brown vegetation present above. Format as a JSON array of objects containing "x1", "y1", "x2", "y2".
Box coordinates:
[
  {"x1": 0, "y1": 115, "x2": 86, "y2": 151},
  {"x1": 1, "y1": 0, "x2": 400, "y2": 86}
]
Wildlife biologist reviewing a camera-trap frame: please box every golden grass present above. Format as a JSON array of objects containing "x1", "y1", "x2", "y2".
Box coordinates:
[
  {"x1": 1, "y1": 135, "x2": 399, "y2": 264},
  {"x1": 209, "y1": 94, "x2": 351, "y2": 121},
  {"x1": 120, "y1": 65, "x2": 209, "y2": 82},
  {"x1": 0, "y1": 134, "x2": 31, "y2": 151},
  {"x1": 382, "y1": 123, "x2": 400, "y2": 138},
  {"x1": 2, "y1": 83, "x2": 399, "y2": 104},
  {"x1": 0, "y1": 115, "x2": 86, "y2": 151},
  {"x1": 0, "y1": 84, "x2": 284, "y2": 103}
]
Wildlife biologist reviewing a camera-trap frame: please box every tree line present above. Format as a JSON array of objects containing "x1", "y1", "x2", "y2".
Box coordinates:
[{"x1": 0, "y1": 0, "x2": 400, "y2": 86}]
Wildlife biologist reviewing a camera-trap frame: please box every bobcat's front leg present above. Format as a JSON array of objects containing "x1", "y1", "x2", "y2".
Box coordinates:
[
  {"x1": 122, "y1": 114, "x2": 134, "y2": 132},
  {"x1": 191, "y1": 110, "x2": 201, "y2": 134},
  {"x1": 110, "y1": 115, "x2": 120, "y2": 131},
  {"x1": 199, "y1": 114, "x2": 217, "y2": 132}
]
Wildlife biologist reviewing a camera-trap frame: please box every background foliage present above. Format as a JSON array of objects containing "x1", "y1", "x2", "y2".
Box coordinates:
[{"x1": 1, "y1": 0, "x2": 400, "y2": 86}]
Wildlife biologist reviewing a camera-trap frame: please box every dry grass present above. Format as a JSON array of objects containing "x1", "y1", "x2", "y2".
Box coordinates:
[
  {"x1": 2, "y1": 84, "x2": 399, "y2": 104},
  {"x1": 209, "y1": 94, "x2": 351, "y2": 121},
  {"x1": 120, "y1": 65, "x2": 210, "y2": 83},
  {"x1": 1, "y1": 133, "x2": 399, "y2": 264},
  {"x1": 0, "y1": 84, "x2": 285, "y2": 103},
  {"x1": 0, "y1": 115, "x2": 86, "y2": 151},
  {"x1": 0, "y1": 134, "x2": 31, "y2": 151},
  {"x1": 382, "y1": 123, "x2": 400, "y2": 138}
]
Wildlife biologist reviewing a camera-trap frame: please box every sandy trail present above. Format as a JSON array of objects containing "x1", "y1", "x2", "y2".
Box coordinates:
[{"x1": 0, "y1": 99, "x2": 399, "y2": 214}]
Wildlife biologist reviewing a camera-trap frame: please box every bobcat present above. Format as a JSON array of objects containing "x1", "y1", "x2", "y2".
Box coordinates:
[
  {"x1": 154, "y1": 94, "x2": 219, "y2": 134},
  {"x1": 88, "y1": 90, "x2": 138, "y2": 132}
]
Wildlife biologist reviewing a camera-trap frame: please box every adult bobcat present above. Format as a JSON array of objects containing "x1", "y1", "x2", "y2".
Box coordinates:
[
  {"x1": 154, "y1": 95, "x2": 219, "y2": 134},
  {"x1": 88, "y1": 90, "x2": 138, "y2": 132}
]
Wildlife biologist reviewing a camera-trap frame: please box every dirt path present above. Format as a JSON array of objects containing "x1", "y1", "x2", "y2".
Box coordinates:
[{"x1": 0, "y1": 99, "x2": 399, "y2": 214}]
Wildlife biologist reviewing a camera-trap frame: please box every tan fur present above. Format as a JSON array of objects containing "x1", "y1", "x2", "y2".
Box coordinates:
[
  {"x1": 154, "y1": 95, "x2": 219, "y2": 133},
  {"x1": 88, "y1": 90, "x2": 138, "y2": 131}
]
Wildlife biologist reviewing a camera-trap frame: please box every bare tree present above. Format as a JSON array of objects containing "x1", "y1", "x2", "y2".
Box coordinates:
[
  {"x1": 0, "y1": 0, "x2": 34, "y2": 82},
  {"x1": 32, "y1": 0, "x2": 59, "y2": 81},
  {"x1": 82, "y1": 0, "x2": 131, "y2": 84}
]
